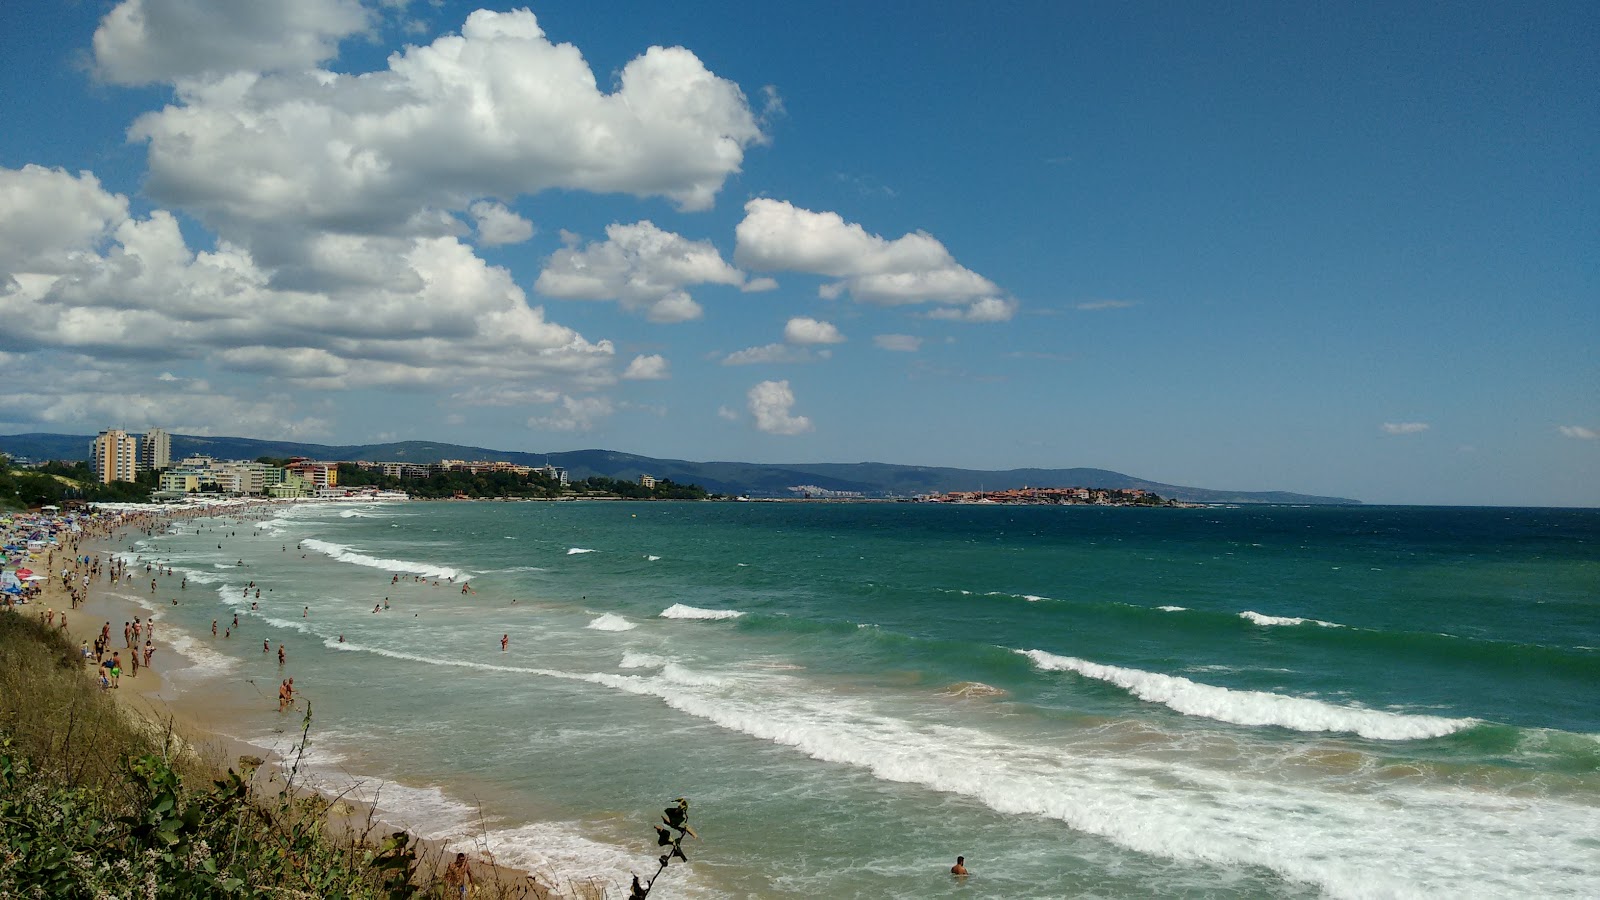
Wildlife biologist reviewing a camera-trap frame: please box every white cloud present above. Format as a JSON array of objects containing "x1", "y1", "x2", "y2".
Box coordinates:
[
  {"x1": 784, "y1": 317, "x2": 845, "y2": 345},
  {"x1": 1381, "y1": 422, "x2": 1430, "y2": 435},
  {"x1": 0, "y1": 166, "x2": 128, "y2": 274},
  {"x1": 926, "y1": 297, "x2": 1017, "y2": 322},
  {"x1": 469, "y1": 201, "x2": 535, "y2": 247},
  {"x1": 747, "y1": 380, "x2": 812, "y2": 435},
  {"x1": 536, "y1": 221, "x2": 749, "y2": 321},
  {"x1": 93, "y1": 0, "x2": 372, "y2": 86},
  {"x1": 733, "y1": 198, "x2": 1004, "y2": 313},
  {"x1": 622, "y1": 354, "x2": 670, "y2": 380},
  {"x1": 1076, "y1": 299, "x2": 1138, "y2": 311},
  {"x1": 0, "y1": 164, "x2": 615, "y2": 398},
  {"x1": 722, "y1": 344, "x2": 822, "y2": 366},
  {"x1": 1558, "y1": 425, "x2": 1597, "y2": 440},
  {"x1": 873, "y1": 334, "x2": 922, "y2": 352},
  {"x1": 0, "y1": 363, "x2": 329, "y2": 439},
  {"x1": 128, "y1": 8, "x2": 765, "y2": 242},
  {"x1": 717, "y1": 405, "x2": 740, "y2": 421},
  {"x1": 527, "y1": 395, "x2": 614, "y2": 432}
]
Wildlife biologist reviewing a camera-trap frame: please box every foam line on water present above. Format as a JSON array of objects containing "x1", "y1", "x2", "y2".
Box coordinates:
[
  {"x1": 566, "y1": 548, "x2": 597, "y2": 555},
  {"x1": 659, "y1": 603, "x2": 744, "y2": 620},
  {"x1": 300, "y1": 538, "x2": 465, "y2": 580},
  {"x1": 1018, "y1": 649, "x2": 1475, "y2": 740},
  {"x1": 319, "y1": 639, "x2": 1600, "y2": 898},
  {"x1": 1239, "y1": 610, "x2": 1343, "y2": 628}
]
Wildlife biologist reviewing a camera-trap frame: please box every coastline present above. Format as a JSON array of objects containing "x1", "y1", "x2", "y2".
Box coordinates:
[{"x1": 31, "y1": 509, "x2": 554, "y2": 898}]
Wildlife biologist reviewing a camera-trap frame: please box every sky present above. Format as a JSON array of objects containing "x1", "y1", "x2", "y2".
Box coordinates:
[{"x1": 0, "y1": 1, "x2": 1594, "y2": 506}]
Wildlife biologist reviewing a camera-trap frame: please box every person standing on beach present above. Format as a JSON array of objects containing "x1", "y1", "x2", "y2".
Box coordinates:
[
  {"x1": 263, "y1": 639, "x2": 270, "y2": 654},
  {"x1": 278, "y1": 643, "x2": 286, "y2": 665},
  {"x1": 501, "y1": 634, "x2": 508, "y2": 651},
  {"x1": 444, "y1": 853, "x2": 475, "y2": 898}
]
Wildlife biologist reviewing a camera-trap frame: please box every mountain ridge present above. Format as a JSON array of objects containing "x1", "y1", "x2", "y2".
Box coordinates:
[{"x1": 0, "y1": 432, "x2": 1361, "y2": 505}]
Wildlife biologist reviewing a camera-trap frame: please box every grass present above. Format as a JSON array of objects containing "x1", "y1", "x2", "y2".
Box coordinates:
[{"x1": 0, "y1": 608, "x2": 566, "y2": 899}]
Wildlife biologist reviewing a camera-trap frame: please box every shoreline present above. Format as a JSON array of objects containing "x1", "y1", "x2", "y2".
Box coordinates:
[{"x1": 29, "y1": 507, "x2": 554, "y2": 898}]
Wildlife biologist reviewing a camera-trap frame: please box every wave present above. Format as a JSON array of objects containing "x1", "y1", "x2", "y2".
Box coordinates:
[
  {"x1": 939, "y1": 681, "x2": 1008, "y2": 699},
  {"x1": 1018, "y1": 649, "x2": 1476, "y2": 740},
  {"x1": 586, "y1": 614, "x2": 637, "y2": 632},
  {"x1": 317, "y1": 639, "x2": 1600, "y2": 898},
  {"x1": 1240, "y1": 610, "x2": 1344, "y2": 628},
  {"x1": 1158, "y1": 605, "x2": 1187, "y2": 612},
  {"x1": 645, "y1": 555, "x2": 661, "y2": 561},
  {"x1": 566, "y1": 548, "x2": 596, "y2": 555},
  {"x1": 466, "y1": 821, "x2": 666, "y2": 899},
  {"x1": 659, "y1": 603, "x2": 744, "y2": 620},
  {"x1": 301, "y1": 538, "x2": 466, "y2": 580}
]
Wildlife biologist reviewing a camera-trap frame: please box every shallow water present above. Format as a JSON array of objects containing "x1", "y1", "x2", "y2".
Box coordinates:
[{"x1": 122, "y1": 502, "x2": 1599, "y2": 898}]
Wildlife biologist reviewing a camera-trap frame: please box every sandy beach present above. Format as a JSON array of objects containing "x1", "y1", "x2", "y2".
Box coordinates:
[{"x1": 12, "y1": 505, "x2": 551, "y2": 898}]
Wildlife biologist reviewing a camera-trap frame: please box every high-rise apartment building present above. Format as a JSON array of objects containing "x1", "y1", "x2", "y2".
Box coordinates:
[
  {"x1": 90, "y1": 429, "x2": 140, "y2": 484},
  {"x1": 139, "y1": 428, "x2": 171, "y2": 472}
]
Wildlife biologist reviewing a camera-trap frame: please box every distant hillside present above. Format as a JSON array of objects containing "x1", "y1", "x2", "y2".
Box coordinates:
[{"x1": 0, "y1": 432, "x2": 1360, "y2": 505}]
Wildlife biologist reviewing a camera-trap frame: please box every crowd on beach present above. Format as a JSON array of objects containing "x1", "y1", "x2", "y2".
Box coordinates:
[{"x1": 0, "y1": 500, "x2": 289, "y2": 697}]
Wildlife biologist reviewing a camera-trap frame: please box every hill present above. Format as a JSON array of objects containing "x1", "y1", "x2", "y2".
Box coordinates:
[{"x1": 0, "y1": 432, "x2": 1360, "y2": 504}]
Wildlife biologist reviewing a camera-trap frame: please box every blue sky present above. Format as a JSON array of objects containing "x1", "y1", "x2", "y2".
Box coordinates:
[{"x1": 0, "y1": 1, "x2": 1594, "y2": 505}]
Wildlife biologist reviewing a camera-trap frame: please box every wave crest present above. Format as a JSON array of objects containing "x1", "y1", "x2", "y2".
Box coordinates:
[
  {"x1": 659, "y1": 603, "x2": 744, "y2": 620},
  {"x1": 1018, "y1": 649, "x2": 1476, "y2": 740}
]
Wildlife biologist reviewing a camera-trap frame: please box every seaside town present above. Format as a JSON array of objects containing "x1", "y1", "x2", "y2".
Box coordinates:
[{"x1": 1, "y1": 426, "x2": 706, "y2": 504}]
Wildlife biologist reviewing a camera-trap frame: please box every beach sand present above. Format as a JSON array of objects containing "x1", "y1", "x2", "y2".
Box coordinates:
[{"x1": 27, "y1": 513, "x2": 553, "y2": 898}]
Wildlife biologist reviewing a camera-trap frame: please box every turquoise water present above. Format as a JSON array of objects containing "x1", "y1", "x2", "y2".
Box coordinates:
[{"x1": 126, "y1": 502, "x2": 1598, "y2": 898}]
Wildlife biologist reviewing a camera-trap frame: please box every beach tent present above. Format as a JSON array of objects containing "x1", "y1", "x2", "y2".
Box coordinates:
[{"x1": 0, "y1": 572, "x2": 21, "y2": 591}]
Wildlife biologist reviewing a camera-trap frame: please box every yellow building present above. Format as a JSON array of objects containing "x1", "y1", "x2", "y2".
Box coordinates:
[{"x1": 90, "y1": 429, "x2": 139, "y2": 483}]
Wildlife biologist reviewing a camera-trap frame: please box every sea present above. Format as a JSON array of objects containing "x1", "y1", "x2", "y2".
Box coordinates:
[{"x1": 115, "y1": 501, "x2": 1598, "y2": 898}]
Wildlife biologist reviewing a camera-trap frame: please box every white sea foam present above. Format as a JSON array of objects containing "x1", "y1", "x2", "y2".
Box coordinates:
[
  {"x1": 1018, "y1": 649, "x2": 1475, "y2": 740},
  {"x1": 1021, "y1": 594, "x2": 1049, "y2": 602},
  {"x1": 301, "y1": 538, "x2": 465, "y2": 580},
  {"x1": 566, "y1": 548, "x2": 597, "y2": 555},
  {"x1": 645, "y1": 555, "x2": 661, "y2": 561},
  {"x1": 1240, "y1": 610, "x2": 1343, "y2": 628},
  {"x1": 316, "y1": 639, "x2": 1600, "y2": 899},
  {"x1": 1158, "y1": 605, "x2": 1188, "y2": 612},
  {"x1": 466, "y1": 821, "x2": 703, "y2": 899},
  {"x1": 618, "y1": 652, "x2": 667, "y2": 669},
  {"x1": 659, "y1": 603, "x2": 744, "y2": 620},
  {"x1": 586, "y1": 613, "x2": 637, "y2": 632}
]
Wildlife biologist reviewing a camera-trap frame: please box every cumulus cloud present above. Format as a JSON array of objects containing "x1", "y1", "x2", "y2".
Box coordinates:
[
  {"x1": 469, "y1": 201, "x2": 535, "y2": 246},
  {"x1": 622, "y1": 354, "x2": 670, "y2": 380},
  {"x1": 1558, "y1": 425, "x2": 1597, "y2": 440},
  {"x1": 527, "y1": 395, "x2": 614, "y2": 432},
  {"x1": 747, "y1": 380, "x2": 812, "y2": 435},
  {"x1": 0, "y1": 362, "x2": 329, "y2": 438},
  {"x1": 783, "y1": 317, "x2": 845, "y2": 345},
  {"x1": 535, "y1": 220, "x2": 753, "y2": 322},
  {"x1": 128, "y1": 8, "x2": 765, "y2": 243},
  {"x1": 873, "y1": 334, "x2": 922, "y2": 352},
  {"x1": 0, "y1": 166, "x2": 129, "y2": 274},
  {"x1": 0, "y1": 163, "x2": 615, "y2": 398},
  {"x1": 734, "y1": 198, "x2": 1005, "y2": 314},
  {"x1": 1381, "y1": 422, "x2": 1430, "y2": 435},
  {"x1": 94, "y1": 0, "x2": 371, "y2": 85},
  {"x1": 717, "y1": 405, "x2": 740, "y2": 421}
]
